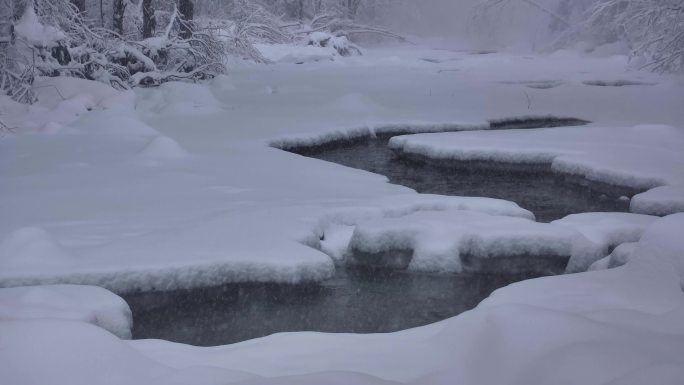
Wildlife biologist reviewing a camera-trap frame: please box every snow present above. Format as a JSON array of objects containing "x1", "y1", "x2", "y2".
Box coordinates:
[
  {"x1": 139, "y1": 136, "x2": 188, "y2": 160},
  {"x1": 314, "y1": 194, "x2": 533, "y2": 262},
  {"x1": 589, "y1": 242, "x2": 637, "y2": 271},
  {"x1": 634, "y1": 213, "x2": 684, "y2": 289},
  {"x1": 0, "y1": 227, "x2": 75, "y2": 270},
  {"x1": 551, "y1": 213, "x2": 658, "y2": 272},
  {"x1": 389, "y1": 124, "x2": 684, "y2": 215},
  {"x1": 255, "y1": 43, "x2": 336, "y2": 63},
  {"x1": 2, "y1": 46, "x2": 683, "y2": 292},
  {"x1": 347, "y1": 209, "x2": 575, "y2": 272},
  {"x1": 137, "y1": 81, "x2": 224, "y2": 115},
  {"x1": 2, "y1": 215, "x2": 678, "y2": 385},
  {"x1": 14, "y1": 5, "x2": 66, "y2": 48},
  {"x1": 0, "y1": 284, "x2": 132, "y2": 339},
  {"x1": 1, "y1": 43, "x2": 684, "y2": 385},
  {"x1": 631, "y1": 185, "x2": 684, "y2": 216}
]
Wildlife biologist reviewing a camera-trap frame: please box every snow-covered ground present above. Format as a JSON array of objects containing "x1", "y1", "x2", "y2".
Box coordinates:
[{"x1": 1, "y1": 44, "x2": 684, "y2": 384}]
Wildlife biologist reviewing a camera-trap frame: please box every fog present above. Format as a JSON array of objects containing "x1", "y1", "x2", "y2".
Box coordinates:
[{"x1": 379, "y1": 0, "x2": 579, "y2": 51}]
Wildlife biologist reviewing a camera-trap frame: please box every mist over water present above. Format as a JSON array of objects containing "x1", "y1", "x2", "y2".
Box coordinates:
[{"x1": 378, "y1": 0, "x2": 594, "y2": 52}]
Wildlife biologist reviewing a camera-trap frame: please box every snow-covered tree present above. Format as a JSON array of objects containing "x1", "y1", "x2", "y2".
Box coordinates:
[
  {"x1": 473, "y1": 0, "x2": 684, "y2": 73},
  {"x1": 587, "y1": 0, "x2": 684, "y2": 73}
]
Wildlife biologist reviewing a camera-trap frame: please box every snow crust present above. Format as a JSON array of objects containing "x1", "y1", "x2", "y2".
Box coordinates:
[{"x1": 0, "y1": 284, "x2": 132, "y2": 338}]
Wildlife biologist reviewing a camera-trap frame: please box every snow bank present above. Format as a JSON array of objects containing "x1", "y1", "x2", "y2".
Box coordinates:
[
  {"x1": 389, "y1": 124, "x2": 684, "y2": 215},
  {"x1": 631, "y1": 185, "x2": 684, "y2": 216},
  {"x1": 551, "y1": 213, "x2": 658, "y2": 272},
  {"x1": 314, "y1": 194, "x2": 533, "y2": 262},
  {"x1": 0, "y1": 284, "x2": 131, "y2": 339},
  {"x1": 0, "y1": 77, "x2": 136, "y2": 136},
  {"x1": 347, "y1": 209, "x2": 574, "y2": 272},
  {"x1": 270, "y1": 122, "x2": 485, "y2": 151},
  {"x1": 633, "y1": 213, "x2": 684, "y2": 289},
  {"x1": 255, "y1": 43, "x2": 336, "y2": 64},
  {"x1": 589, "y1": 242, "x2": 637, "y2": 271}
]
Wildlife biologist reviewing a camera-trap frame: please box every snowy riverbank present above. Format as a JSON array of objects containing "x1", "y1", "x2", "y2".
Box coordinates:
[{"x1": 1, "y1": 45, "x2": 684, "y2": 384}]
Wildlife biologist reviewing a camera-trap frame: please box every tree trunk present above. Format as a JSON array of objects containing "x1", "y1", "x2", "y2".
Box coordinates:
[
  {"x1": 71, "y1": 0, "x2": 86, "y2": 14},
  {"x1": 142, "y1": 0, "x2": 155, "y2": 38},
  {"x1": 0, "y1": 0, "x2": 14, "y2": 45},
  {"x1": 296, "y1": 0, "x2": 304, "y2": 21},
  {"x1": 345, "y1": 0, "x2": 360, "y2": 20},
  {"x1": 113, "y1": 0, "x2": 126, "y2": 35},
  {"x1": 178, "y1": 0, "x2": 194, "y2": 39}
]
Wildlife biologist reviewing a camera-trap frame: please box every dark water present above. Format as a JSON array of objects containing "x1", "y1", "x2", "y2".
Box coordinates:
[
  {"x1": 293, "y1": 139, "x2": 632, "y2": 222},
  {"x1": 126, "y1": 268, "x2": 537, "y2": 346},
  {"x1": 129, "y1": 129, "x2": 635, "y2": 346}
]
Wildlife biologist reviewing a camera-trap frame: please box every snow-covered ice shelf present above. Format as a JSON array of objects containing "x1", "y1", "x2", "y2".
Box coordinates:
[{"x1": 389, "y1": 124, "x2": 684, "y2": 216}]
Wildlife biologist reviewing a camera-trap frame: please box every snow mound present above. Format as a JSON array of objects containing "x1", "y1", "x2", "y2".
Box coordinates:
[
  {"x1": 552, "y1": 213, "x2": 658, "y2": 272},
  {"x1": 0, "y1": 285, "x2": 132, "y2": 339},
  {"x1": 32, "y1": 77, "x2": 126, "y2": 111},
  {"x1": 139, "y1": 136, "x2": 188, "y2": 160},
  {"x1": 589, "y1": 242, "x2": 637, "y2": 271},
  {"x1": 631, "y1": 185, "x2": 684, "y2": 216},
  {"x1": 70, "y1": 109, "x2": 159, "y2": 136},
  {"x1": 0, "y1": 227, "x2": 75, "y2": 270},
  {"x1": 255, "y1": 43, "x2": 335, "y2": 64},
  {"x1": 347, "y1": 209, "x2": 575, "y2": 273},
  {"x1": 0, "y1": 77, "x2": 134, "y2": 135},
  {"x1": 633, "y1": 213, "x2": 684, "y2": 288},
  {"x1": 211, "y1": 75, "x2": 237, "y2": 93},
  {"x1": 149, "y1": 82, "x2": 224, "y2": 115}
]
